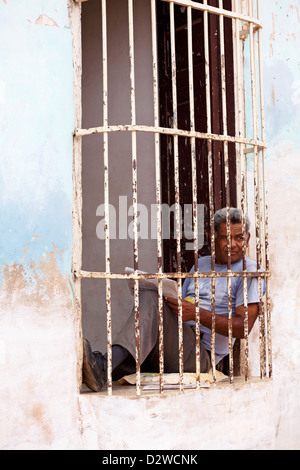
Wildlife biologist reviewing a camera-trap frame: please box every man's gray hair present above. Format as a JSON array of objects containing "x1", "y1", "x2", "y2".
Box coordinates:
[{"x1": 214, "y1": 207, "x2": 250, "y2": 234}]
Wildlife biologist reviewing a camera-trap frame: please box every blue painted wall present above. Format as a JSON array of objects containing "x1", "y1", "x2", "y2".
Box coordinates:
[
  {"x1": 0, "y1": 1, "x2": 74, "y2": 278},
  {"x1": 261, "y1": 1, "x2": 300, "y2": 149}
]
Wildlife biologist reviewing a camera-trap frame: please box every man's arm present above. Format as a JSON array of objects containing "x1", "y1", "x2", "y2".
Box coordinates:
[{"x1": 165, "y1": 297, "x2": 259, "y2": 339}]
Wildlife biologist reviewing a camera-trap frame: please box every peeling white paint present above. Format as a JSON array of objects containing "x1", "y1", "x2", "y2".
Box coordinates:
[{"x1": 35, "y1": 14, "x2": 59, "y2": 28}]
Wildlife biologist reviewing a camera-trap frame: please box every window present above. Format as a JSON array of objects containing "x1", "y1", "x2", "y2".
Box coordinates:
[{"x1": 73, "y1": 0, "x2": 272, "y2": 396}]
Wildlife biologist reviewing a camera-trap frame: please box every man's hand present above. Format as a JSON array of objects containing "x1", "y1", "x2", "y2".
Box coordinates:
[{"x1": 165, "y1": 297, "x2": 196, "y2": 322}]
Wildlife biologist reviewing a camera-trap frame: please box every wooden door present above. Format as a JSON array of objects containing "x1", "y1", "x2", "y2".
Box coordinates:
[{"x1": 157, "y1": 0, "x2": 237, "y2": 273}]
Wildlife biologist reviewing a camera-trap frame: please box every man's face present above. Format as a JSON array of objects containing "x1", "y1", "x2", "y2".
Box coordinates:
[{"x1": 214, "y1": 222, "x2": 250, "y2": 265}]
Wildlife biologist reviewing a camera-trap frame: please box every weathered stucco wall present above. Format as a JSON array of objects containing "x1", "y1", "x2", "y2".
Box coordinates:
[
  {"x1": 0, "y1": 0, "x2": 299, "y2": 450},
  {"x1": 0, "y1": 0, "x2": 81, "y2": 449},
  {"x1": 260, "y1": 0, "x2": 300, "y2": 449}
]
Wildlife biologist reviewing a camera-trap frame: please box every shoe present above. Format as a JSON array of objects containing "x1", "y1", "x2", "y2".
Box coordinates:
[{"x1": 82, "y1": 339, "x2": 107, "y2": 392}]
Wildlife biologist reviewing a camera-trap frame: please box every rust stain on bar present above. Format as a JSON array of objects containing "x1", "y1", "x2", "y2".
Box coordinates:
[{"x1": 241, "y1": 171, "x2": 249, "y2": 381}]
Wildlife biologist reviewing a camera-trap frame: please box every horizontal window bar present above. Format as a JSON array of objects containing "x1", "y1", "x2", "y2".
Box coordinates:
[
  {"x1": 74, "y1": 124, "x2": 267, "y2": 149},
  {"x1": 75, "y1": 0, "x2": 263, "y2": 28},
  {"x1": 76, "y1": 270, "x2": 271, "y2": 280},
  {"x1": 160, "y1": 0, "x2": 262, "y2": 28}
]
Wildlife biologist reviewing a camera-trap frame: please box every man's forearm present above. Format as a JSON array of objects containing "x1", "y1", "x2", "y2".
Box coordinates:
[
  {"x1": 166, "y1": 297, "x2": 248, "y2": 339},
  {"x1": 199, "y1": 307, "x2": 245, "y2": 339}
]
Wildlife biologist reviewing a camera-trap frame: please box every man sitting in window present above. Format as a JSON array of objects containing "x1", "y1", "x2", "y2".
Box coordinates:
[{"x1": 82, "y1": 207, "x2": 265, "y2": 392}]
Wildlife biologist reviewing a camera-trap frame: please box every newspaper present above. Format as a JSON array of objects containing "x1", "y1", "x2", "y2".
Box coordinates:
[
  {"x1": 125, "y1": 267, "x2": 178, "y2": 298},
  {"x1": 118, "y1": 371, "x2": 228, "y2": 389}
]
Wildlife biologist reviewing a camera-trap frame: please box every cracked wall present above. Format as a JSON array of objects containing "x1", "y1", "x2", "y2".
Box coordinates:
[{"x1": 0, "y1": 0, "x2": 80, "y2": 449}]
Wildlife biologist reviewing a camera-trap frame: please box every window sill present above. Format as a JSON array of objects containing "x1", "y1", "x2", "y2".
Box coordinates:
[{"x1": 80, "y1": 375, "x2": 272, "y2": 399}]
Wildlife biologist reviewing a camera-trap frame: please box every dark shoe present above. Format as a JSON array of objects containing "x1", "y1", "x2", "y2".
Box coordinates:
[{"x1": 82, "y1": 339, "x2": 107, "y2": 392}]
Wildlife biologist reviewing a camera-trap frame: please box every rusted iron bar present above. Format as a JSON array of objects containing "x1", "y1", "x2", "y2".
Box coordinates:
[
  {"x1": 219, "y1": 0, "x2": 234, "y2": 384},
  {"x1": 74, "y1": 124, "x2": 266, "y2": 150},
  {"x1": 187, "y1": 5, "x2": 201, "y2": 389},
  {"x1": 257, "y1": 0, "x2": 272, "y2": 378},
  {"x1": 101, "y1": 0, "x2": 113, "y2": 397},
  {"x1": 128, "y1": 0, "x2": 141, "y2": 396},
  {"x1": 233, "y1": 0, "x2": 249, "y2": 381},
  {"x1": 160, "y1": 0, "x2": 263, "y2": 28},
  {"x1": 249, "y1": 0, "x2": 265, "y2": 379},
  {"x1": 151, "y1": 0, "x2": 165, "y2": 394},
  {"x1": 203, "y1": 0, "x2": 216, "y2": 384},
  {"x1": 77, "y1": 270, "x2": 271, "y2": 280},
  {"x1": 170, "y1": 1, "x2": 184, "y2": 392},
  {"x1": 255, "y1": 0, "x2": 267, "y2": 379}
]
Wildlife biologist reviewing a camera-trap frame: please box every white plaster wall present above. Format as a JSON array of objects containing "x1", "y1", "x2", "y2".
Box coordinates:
[
  {"x1": 79, "y1": 379, "x2": 275, "y2": 450},
  {"x1": 260, "y1": 0, "x2": 300, "y2": 450},
  {"x1": 0, "y1": 302, "x2": 81, "y2": 450}
]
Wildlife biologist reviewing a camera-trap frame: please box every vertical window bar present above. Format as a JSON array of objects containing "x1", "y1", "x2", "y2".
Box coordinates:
[
  {"x1": 128, "y1": 0, "x2": 141, "y2": 396},
  {"x1": 219, "y1": 0, "x2": 234, "y2": 383},
  {"x1": 151, "y1": 0, "x2": 165, "y2": 394},
  {"x1": 233, "y1": 0, "x2": 249, "y2": 381},
  {"x1": 101, "y1": 0, "x2": 113, "y2": 396},
  {"x1": 254, "y1": 0, "x2": 267, "y2": 378},
  {"x1": 249, "y1": 0, "x2": 265, "y2": 379},
  {"x1": 187, "y1": 5, "x2": 201, "y2": 389},
  {"x1": 72, "y1": 1, "x2": 83, "y2": 393},
  {"x1": 257, "y1": 0, "x2": 272, "y2": 378},
  {"x1": 170, "y1": 1, "x2": 184, "y2": 391},
  {"x1": 203, "y1": 0, "x2": 216, "y2": 384},
  {"x1": 255, "y1": 0, "x2": 267, "y2": 378}
]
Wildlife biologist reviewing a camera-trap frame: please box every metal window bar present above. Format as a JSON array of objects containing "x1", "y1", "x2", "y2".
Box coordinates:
[
  {"x1": 169, "y1": 1, "x2": 184, "y2": 392},
  {"x1": 101, "y1": 0, "x2": 112, "y2": 396},
  {"x1": 249, "y1": 0, "x2": 265, "y2": 379},
  {"x1": 218, "y1": 0, "x2": 234, "y2": 383},
  {"x1": 257, "y1": 0, "x2": 272, "y2": 378},
  {"x1": 203, "y1": 0, "x2": 217, "y2": 385},
  {"x1": 74, "y1": 0, "x2": 272, "y2": 395},
  {"x1": 151, "y1": 0, "x2": 165, "y2": 394},
  {"x1": 128, "y1": 0, "x2": 141, "y2": 397},
  {"x1": 187, "y1": 4, "x2": 201, "y2": 390},
  {"x1": 233, "y1": 0, "x2": 250, "y2": 381}
]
